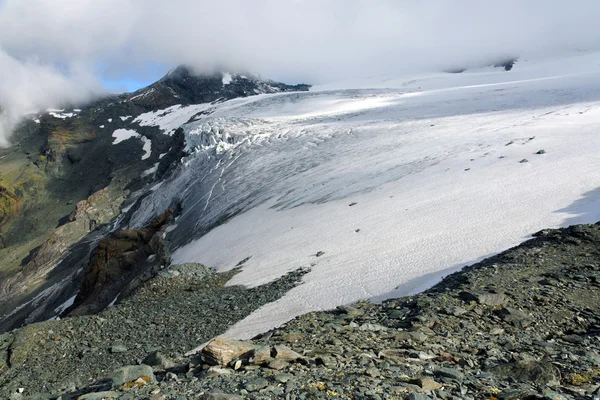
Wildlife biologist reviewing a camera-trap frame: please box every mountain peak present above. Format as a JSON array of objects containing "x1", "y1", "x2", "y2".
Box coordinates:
[{"x1": 126, "y1": 65, "x2": 310, "y2": 109}]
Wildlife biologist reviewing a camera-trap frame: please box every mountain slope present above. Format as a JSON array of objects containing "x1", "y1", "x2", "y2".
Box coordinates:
[{"x1": 0, "y1": 69, "x2": 310, "y2": 332}]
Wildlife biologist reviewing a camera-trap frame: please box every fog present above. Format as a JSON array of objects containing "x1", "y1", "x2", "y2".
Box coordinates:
[{"x1": 1, "y1": 0, "x2": 600, "y2": 145}]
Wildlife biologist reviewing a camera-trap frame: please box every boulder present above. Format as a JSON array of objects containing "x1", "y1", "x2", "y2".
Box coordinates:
[
  {"x1": 202, "y1": 338, "x2": 256, "y2": 367},
  {"x1": 272, "y1": 345, "x2": 302, "y2": 362}
]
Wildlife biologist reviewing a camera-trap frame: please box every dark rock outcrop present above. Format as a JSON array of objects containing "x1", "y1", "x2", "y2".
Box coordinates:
[{"x1": 69, "y1": 205, "x2": 178, "y2": 316}]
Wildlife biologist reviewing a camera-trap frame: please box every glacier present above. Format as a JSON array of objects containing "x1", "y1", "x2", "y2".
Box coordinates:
[{"x1": 125, "y1": 52, "x2": 600, "y2": 341}]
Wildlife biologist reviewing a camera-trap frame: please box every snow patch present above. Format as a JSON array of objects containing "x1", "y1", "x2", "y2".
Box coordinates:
[
  {"x1": 112, "y1": 129, "x2": 139, "y2": 144},
  {"x1": 49, "y1": 112, "x2": 75, "y2": 119},
  {"x1": 53, "y1": 295, "x2": 76, "y2": 315},
  {"x1": 142, "y1": 163, "x2": 159, "y2": 177},
  {"x1": 112, "y1": 129, "x2": 152, "y2": 160},
  {"x1": 120, "y1": 115, "x2": 132, "y2": 121},
  {"x1": 222, "y1": 72, "x2": 233, "y2": 85},
  {"x1": 134, "y1": 104, "x2": 212, "y2": 136}
]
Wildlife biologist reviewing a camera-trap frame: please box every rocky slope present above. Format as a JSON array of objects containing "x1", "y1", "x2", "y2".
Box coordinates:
[
  {"x1": 0, "y1": 69, "x2": 310, "y2": 333},
  {"x1": 0, "y1": 222, "x2": 598, "y2": 399}
]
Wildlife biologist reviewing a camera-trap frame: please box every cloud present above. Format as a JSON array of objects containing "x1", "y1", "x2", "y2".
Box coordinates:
[
  {"x1": 0, "y1": 50, "x2": 102, "y2": 147},
  {"x1": 1, "y1": 0, "x2": 600, "y2": 145}
]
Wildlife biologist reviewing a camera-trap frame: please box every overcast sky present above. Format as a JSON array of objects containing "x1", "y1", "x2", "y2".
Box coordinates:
[{"x1": 1, "y1": 0, "x2": 600, "y2": 145}]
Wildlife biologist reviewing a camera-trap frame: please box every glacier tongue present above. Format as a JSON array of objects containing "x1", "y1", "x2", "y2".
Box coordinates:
[{"x1": 128, "y1": 53, "x2": 600, "y2": 340}]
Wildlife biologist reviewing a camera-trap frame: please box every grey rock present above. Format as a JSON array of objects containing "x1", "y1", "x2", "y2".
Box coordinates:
[
  {"x1": 267, "y1": 359, "x2": 289, "y2": 370},
  {"x1": 274, "y1": 373, "x2": 293, "y2": 383},
  {"x1": 396, "y1": 330, "x2": 428, "y2": 343},
  {"x1": 407, "y1": 393, "x2": 432, "y2": 400},
  {"x1": 111, "y1": 364, "x2": 156, "y2": 386},
  {"x1": 433, "y1": 367, "x2": 464, "y2": 380},
  {"x1": 459, "y1": 291, "x2": 509, "y2": 307},
  {"x1": 143, "y1": 350, "x2": 175, "y2": 370},
  {"x1": 494, "y1": 307, "x2": 533, "y2": 328},
  {"x1": 336, "y1": 305, "x2": 364, "y2": 317},
  {"x1": 272, "y1": 344, "x2": 302, "y2": 362},
  {"x1": 562, "y1": 334, "x2": 584, "y2": 344},
  {"x1": 490, "y1": 360, "x2": 559, "y2": 385},
  {"x1": 202, "y1": 392, "x2": 243, "y2": 400},
  {"x1": 110, "y1": 344, "x2": 128, "y2": 354},
  {"x1": 245, "y1": 378, "x2": 269, "y2": 392},
  {"x1": 542, "y1": 390, "x2": 571, "y2": 400},
  {"x1": 78, "y1": 391, "x2": 123, "y2": 400},
  {"x1": 359, "y1": 323, "x2": 388, "y2": 332}
]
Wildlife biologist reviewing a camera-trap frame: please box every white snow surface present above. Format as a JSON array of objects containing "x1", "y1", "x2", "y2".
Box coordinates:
[
  {"x1": 120, "y1": 115, "x2": 132, "y2": 121},
  {"x1": 134, "y1": 104, "x2": 213, "y2": 135},
  {"x1": 222, "y1": 72, "x2": 233, "y2": 85},
  {"x1": 130, "y1": 53, "x2": 600, "y2": 342}
]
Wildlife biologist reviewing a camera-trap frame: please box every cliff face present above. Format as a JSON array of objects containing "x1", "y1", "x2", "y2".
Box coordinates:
[{"x1": 70, "y1": 206, "x2": 177, "y2": 316}]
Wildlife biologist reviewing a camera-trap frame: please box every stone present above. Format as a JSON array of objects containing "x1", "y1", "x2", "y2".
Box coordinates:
[
  {"x1": 315, "y1": 354, "x2": 337, "y2": 367},
  {"x1": 448, "y1": 307, "x2": 467, "y2": 316},
  {"x1": 336, "y1": 305, "x2": 364, "y2": 317},
  {"x1": 494, "y1": 307, "x2": 533, "y2": 328},
  {"x1": 491, "y1": 360, "x2": 560, "y2": 385},
  {"x1": 414, "y1": 377, "x2": 442, "y2": 392},
  {"x1": 407, "y1": 393, "x2": 432, "y2": 400},
  {"x1": 433, "y1": 367, "x2": 464, "y2": 381},
  {"x1": 110, "y1": 344, "x2": 128, "y2": 354},
  {"x1": 111, "y1": 364, "x2": 156, "y2": 387},
  {"x1": 143, "y1": 351, "x2": 175, "y2": 370},
  {"x1": 245, "y1": 378, "x2": 269, "y2": 392},
  {"x1": 77, "y1": 392, "x2": 123, "y2": 400},
  {"x1": 272, "y1": 345, "x2": 302, "y2": 362},
  {"x1": 396, "y1": 330, "x2": 428, "y2": 343},
  {"x1": 536, "y1": 149, "x2": 546, "y2": 154},
  {"x1": 459, "y1": 291, "x2": 509, "y2": 307},
  {"x1": 274, "y1": 373, "x2": 293, "y2": 383},
  {"x1": 251, "y1": 345, "x2": 272, "y2": 365},
  {"x1": 542, "y1": 391, "x2": 569, "y2": 400},
  {"x1": 267, "y1": 359, "x2": 289, "y2": 370},
  {"x1": 490, "y1": 328, "x2": 505, "y2": 335},
  {"x1": 205, "y1": 367, "x2": 233, "y2": 378},
  {"x1": 359, "y1": 323, "x2": 388, "y2": 332},
  {"x1": 562, "y1": 334, "x2": 584, "y2": 344},
  {"x1": 202, "y1": 393, "x2": 243, "y2": 400},
  {"x1": 281, "y1": 332, "x2": 304, "y2": 342},
  {"x1": 202, "y1": 338, "x2": 256, "y2": 366}
]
